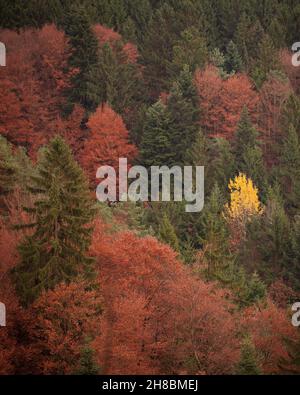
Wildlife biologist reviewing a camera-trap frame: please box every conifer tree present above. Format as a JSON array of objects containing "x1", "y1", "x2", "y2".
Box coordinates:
[
  {"x1": 170, "y1": 27, "x2": 208, "y2": 76},
  {"x1": 210, "y1": 138, "x2": 235, "y2": 195},
  {"x1": 13, "y1": 136, "x2": 95, "y2": 306},
  {"x1": 0, "y1": 135, "x2": 18, "y2": 200},
  {"x1": 233, "y1": 107, "x2": 267, "y2": 196},
  {"x1": 167, "y1": 65, "x2": 200, "y2": 166},
  {"x1": 288, "y1": 214, "x2": 300, "y2": 290},
  {"x1": 280, "y1": 125, "x2": 300, "y2": 213},
  {"x1": 62, "y1": 4, "x2": 104, "y2": 113},
  {"x1": 75, "y1": 343, "x2": 100, "y2": 375},
  {"x1": 225, "y1": 40, "x2": 242, "y2": 73},
  {"x1": 257, "y1": 185, "x2": 291, "y2": 275},
  {"x1": 0, "y1": 136, "x2": 34, "y2": 210},
  {"x1": 234, "y1": 14, "x2": 264, "y2": 72},
  {"x1": 251, "y1": 34, "x2": 281, "y2": 88},
  {"x1": 199, "y1": 183, "x2": 232, "y2": 278},
  {"x1": 140, "y1": 100, "x2": 174, "y2": 167},
  {"x1": 158, "y1": 212, "x2": 180, "y2": 252},
  {"x1": 236, "y1": 337, "x2": 261, "y2": 375},
  {"x1": 281, "y1": 94, "x2": 300, "y2": 137}
]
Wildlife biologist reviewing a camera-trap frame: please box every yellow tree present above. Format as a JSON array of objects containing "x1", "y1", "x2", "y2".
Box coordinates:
[{"x1": 225, "y1": 173, "x2": 263, "y2": 247}]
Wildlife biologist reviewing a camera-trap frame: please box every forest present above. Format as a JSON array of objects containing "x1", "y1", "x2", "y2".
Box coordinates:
[{"x1": 0, "y1": 0, "x2": 300, "y2": 375}]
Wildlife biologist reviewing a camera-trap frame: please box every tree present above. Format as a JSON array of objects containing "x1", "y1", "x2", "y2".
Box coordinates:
[
  {"x1": 158, "y1": 213, "x2": 180, "y2": 252},
  {"x1": 0, "y1": 136, "x2": 18, "y2": 202},
  {"x1": 195, "y1": 65, "x2": 259, "y2": 138},
  {"x1": 234, "y1": 14, "x2": 264, "y2": 72},
  {"x1": 140, "y1": 100, "x2": 174, "y2": 167},
  {"x1": 251, "y1": 34, "x2": 281, "y2": 88},
  {"x1": 236, "y1": 336, "x2": 261, "y2": 375},
  {"x1": 225, "y1": 40, "x2": 242, "y2": 74},
  {"x1": 75, "y1": 343, "x2": 101, "y2": 375},
  {"x1": 280, "y1": 125, "x2": 300, "y2": 213},
  {"x1": 225, "y1": 173, "x2": 263, "y2": 221},
  {"x1": 166, "y1": 66, "x2": 200, "y2": 166},
  {"x1": 199, "y1": 183, "x2": 232, "y2": 279},
  {"x1": 13, "y1": 136, "x2": 95, "y2": 306},
  {"x1": 209, "y1": 138, "x2": 236, "y2": 195},
  {"x1": 225, "y1": 173, "x2": 263, "y2": 247},
  {"x1": 258, "y1": 71, "x2": 292, "y2": 163},
  {"x1": 62, "y1": 4, "x2": 104, "y2": 113},
  {"x1": 80, "y1": 104, "x2": 137, "y2": 186},
  {"x1": 242, "y1": 300, "x2": 298, "y2": 374},
  {"x1": 26, "y1": 280, "x2": 102, "y2": 374},
  {"x1": 90, "y1": 225, "x2": 239, "y2": 374},
  {"x1": 246, "y1": 185, "x2": 291, "y2": 282},
  {"x1": 170, "y1": 27, "x2": 208, "y2": 77},
  {"x1": 290, "y1": 215, "x2": 300, "y2": 291},
  {"x1": 233, "y1": 107, "x2": 267, "y2": 196}
]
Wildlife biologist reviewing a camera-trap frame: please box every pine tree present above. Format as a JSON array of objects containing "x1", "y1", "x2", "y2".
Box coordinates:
[
  {"x1": 140, "y1": 100, "x2": 174, "y2": 167},
  {"x1": 234, "y1": 107, "x2": 267, "y2": 196},
  {"x1": 75, "y1": 343, "x2": 100, "y2": 375},
  {"x1": 167, "y1": 65, "x2": 200, "y2": 166},
  {"x1": 289, "y1": 215, "x2": 300, "y2": 291},
  {"x1": 98, "y1": 41, "x2": 143, "y2": 123},
  {"x1": 225, "y1": 40, "x2": 242, "y2": 73},
  {"x1": 0, "y1": 135, "x2": 18, "y2": 200},
  {"x1": 159, "y1": 212, "x2": 180, "y2": 252},
  {"x1": 170, "y1": 27, "x2": 208, "y2": 77},
  {"x1": 0, "y1": 136, "x2": 34, "y2": 211},
  {"x1": 281, "y1": 94, "x2": 300, "y2": 137},
  {"x1": 257, "y1": 185, "x2": 291, "y2": 276},
  {"x1": 210, "y1": 138, "x2": 235, "y2": 196},
  {"x1": 234, "y1": 14, "x2": 264, "y2": 72},
  {"x1": 13, "y1": 136, "x2": 95, "y2": 306},
  {"x1": 236, "y1": 337, "x2": 261, "y2": 375},
  {"x1": 242, "y1": 272, "x2": 266, "y2": 306},
  {"x1": 280, "y1": 125, "x2": 300, "y2": 213},
  {"x1": 251, "y1": 33, "x2": 281, "y2": 88},
  {"x1": 62, "y1": 4, "x2": 104, "y2": 113},
  {"x1": 199, "y1": 183, "x2": 232, "y2": 278}
]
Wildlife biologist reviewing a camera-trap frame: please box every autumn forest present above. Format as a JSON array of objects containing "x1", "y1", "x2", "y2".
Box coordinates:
[{"x1": 0, "y1": 0, "x2": 300, "y2": 376}]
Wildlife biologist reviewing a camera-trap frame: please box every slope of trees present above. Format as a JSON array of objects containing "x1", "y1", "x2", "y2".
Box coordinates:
[{"x1": 1, "y1": 0, "x2": 300, "y2": 376}]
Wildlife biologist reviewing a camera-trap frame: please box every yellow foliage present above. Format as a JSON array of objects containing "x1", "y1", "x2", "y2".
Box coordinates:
[{"x1": 225, "y1": 173, "x2": 263, "y2": 221}]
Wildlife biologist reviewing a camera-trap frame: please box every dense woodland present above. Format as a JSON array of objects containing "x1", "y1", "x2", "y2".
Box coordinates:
[{"x1": 0, "y1": 0, "x2": 300, "y2": 375}]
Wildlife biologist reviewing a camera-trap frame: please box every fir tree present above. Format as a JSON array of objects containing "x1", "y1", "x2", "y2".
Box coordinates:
[
  {"x1": 199, "y1": 183, "x2": 232, "y2": 279},
  {"x1": 234, "y1": 107, "x2": 267, "y2": 196},
  {"x1": 75, "y1": 343, "x2": 100, "y2": 375},
  {"x1": 234, "y1": 14, "x2": 264, "y2": 72},
  {"x1": 0, "y1": 136, "x2": 34, "y2": 211},
  {"x1": 13, "y1": 136, "x2": 96, "y2": 306},
  {"x1": 62, "y1": 4, "x2": 104, "y2": 113},
  {"x1": 0, "y1": 135, "x2": 18, "y2": 200},
  {"x1": 170, "y1": 27, "x2": 208, "y2": 77},
  {"x1": 159, "y1": 212, "x2": 180, "y2": 252},
  {"x1": 210, "y1": 138, "x2": 235, "y2": 196},
  {"x1": 280, "y1": 125, "x2": 300, "y2": 213},
  {"x1": 225, "y1": 40, "x2": 242, "y2": 73},
  {"x1": 167, "y1": 65, "x2": 200, "y2": 166},
  {"x1": 140, "y1": 100, "x2": 174, "y2": 167},
  {"x1": 236, "y1": 336, "x2": 261, "y2": 375},
  {"x1": 98, "y1": 41, "x2": 143, "y2": 123},
  {"x1": 289, "y1": 215, "x2": 300, "y2": 291},
  {"x1": 241, "y1": 272, "x2": 266, "y2": 307},
  {"x1": 251, "y1": 33, "x2": 281, "y2": 88},
  {"x1": 255, "y1": 185, "x2": 291, "y2": 278}
]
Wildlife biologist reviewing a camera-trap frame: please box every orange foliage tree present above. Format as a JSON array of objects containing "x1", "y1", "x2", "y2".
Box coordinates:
[
  {"x1": 241, "y1": 300, "x2": 298, "y2": 374},
  {"x1": 194, "y1": 65, "x2": 259, "y2": 138},
  {"x1": 90, "y1": 221, "x2": 239, "y2": 374},
  {"x1": 0, "y1": 25, "x2": 77, "y2": 155},
  {"x1": 80, "y1": 104, "x2": 137, "y2": 186}
]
